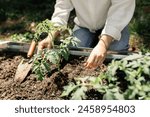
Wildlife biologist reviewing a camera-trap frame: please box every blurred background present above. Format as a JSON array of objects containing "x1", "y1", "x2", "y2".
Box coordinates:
[{"x1": 0, "y1": 0, "x2": 149, "y2": 51}]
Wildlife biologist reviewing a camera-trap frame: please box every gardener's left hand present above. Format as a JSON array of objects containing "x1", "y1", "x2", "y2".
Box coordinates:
[
  {"x1": 84, "y1": 41, "x2": 107, "y2": 69},
  {"x1": 84, "y1": 35, "x2": 113, "y2": 69}
]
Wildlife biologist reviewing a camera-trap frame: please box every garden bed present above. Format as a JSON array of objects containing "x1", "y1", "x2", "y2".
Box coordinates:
[
  {"x1": 0, "y1": 51, "x2": 103, "y2": 100},
  {"x1": 0, "y1": 50, "x2": 150, "y2": 100}
]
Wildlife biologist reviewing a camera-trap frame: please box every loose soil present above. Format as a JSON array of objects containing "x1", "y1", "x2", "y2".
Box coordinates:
[{"x1": 0, "y1": 51, "x2": 104, "y2": 100}]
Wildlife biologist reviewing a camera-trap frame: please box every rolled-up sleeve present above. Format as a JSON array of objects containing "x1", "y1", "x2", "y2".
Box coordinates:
[
  {"x1": 51, "y1": 0, "x2": 73, "y2": 26},
  {"x1": 101, "y1": 0, "x2": 135, "y2": 40}
]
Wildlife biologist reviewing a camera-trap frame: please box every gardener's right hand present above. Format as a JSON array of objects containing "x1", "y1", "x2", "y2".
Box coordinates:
[
  {"x1": 37, "y1": 31, "x2": 60, "y2": 53},
  {"x1": 38, "y1": 34, "x2": 53, "y2": 53}
]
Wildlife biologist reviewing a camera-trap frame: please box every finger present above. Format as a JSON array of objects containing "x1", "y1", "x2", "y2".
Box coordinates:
[
  {"x1": 47, "y1": 42, "x2": 52, "y2": 49},
  {"x1": 85, "y1": 58, "x2": 99, "y2": 69},
  {"x1": 84, "y1": 60, "x2": 92, "y2": 69},
  {"x1": 85, "y1": 54, "x2": 96, "y2": 68},
  {"x1": 37, "y1": 40, "x2": 46, "y2": 54},
  {"x1": 37, "y1": 42, "x2": 43, "y2": 49},
  {"x1": 91, "y1": 56, "x2": 103, "y2": 68},
  {"x1": 85, "y1": 54, "x2": 104, "y2": 68},
  {"x1": 84, "y1": 62, "x2": 87, "y2": 67},
  {"x1": 37, "y1": 45, "x2": 43, "y2": 54},
  {"x1": 38, "y1": 43, "x2": 44, "y2": 50}
]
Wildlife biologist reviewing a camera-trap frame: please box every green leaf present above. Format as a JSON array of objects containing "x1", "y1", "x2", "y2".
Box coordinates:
[
  {"x1": 143, "y1": 65, "x2": 150, "y2": 75},
  {"x1": 103, "y1": 88, "x2": 124, "y2": 100},
  {"x1": 32, "y1": 61, "x2": 40, "y2": 72},
  {"x1": 46, "y1": 51, "x2": 60, "y2": 64},
  {"x1": 60, "y1": 48, "x2": 69, "y2": 61},
  {"x1": 114, "y1": 92, "x2": 124, "y2": 100},
  {"x1": 42, "y1": 61, "x2": 50, "y2": 72},
  {"x1": 71, "y1": 86, "x2": 87, "y2": 100},
  {"x1": 123, "y1": 53, "x2": 143, "y2": 61},
  {"x1": 109, "y1": 65, "x2": 118, "y2": 76},
  {"x1": 103, "y1": 91, "x2": 115, "y2": 100},
  {"x1": 34, "y1": 68, "x2": 44, "y2": 81},
  {"x1": 41, "y1": 61, "x2": 49, "y2": 74},
  {"x1": 60, "y1": 83, "x2": 80, "y2": 97},
  {"x1": 37, "y1": 73, "x2": 44, "y2": 81},
  {"x1": 71, "y1": 37, "x2": 80, "y2": 46}
]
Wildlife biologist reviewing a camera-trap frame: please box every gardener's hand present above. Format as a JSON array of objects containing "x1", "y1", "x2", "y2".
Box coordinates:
[
  {"x1": 84, "y1": 41, "x2": 107, "y2": 68},
  {"x1": 38, "y1": 34, "x2": 53, "y2": 52},
  {"x1": 37, "y1": 31, "x2": 59, "y2": 53},
  {"x1": 84, "y1": 35, "x2": 113, "y2": 68}
]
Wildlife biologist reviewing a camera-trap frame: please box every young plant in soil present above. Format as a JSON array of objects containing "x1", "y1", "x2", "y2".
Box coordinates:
[
  {"x1": 32, "y1": 19, "x2": 79, "y2": 80},
  {"x1": 61, "y1": 53, "x2": 150, "y2": 100}
]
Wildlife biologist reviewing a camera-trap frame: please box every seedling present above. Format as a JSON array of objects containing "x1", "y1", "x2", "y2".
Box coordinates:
[
  {"x1": 32, "y1": 19, "x2": 79, "y2": 80},
  {"x1": 61, "y1": 53, "x2": 150, "y2": 100}
]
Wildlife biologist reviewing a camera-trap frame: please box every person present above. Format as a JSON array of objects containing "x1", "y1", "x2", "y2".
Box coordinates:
[{"x1": 38, "y1": 0, "x2": 135, "y2": 69}]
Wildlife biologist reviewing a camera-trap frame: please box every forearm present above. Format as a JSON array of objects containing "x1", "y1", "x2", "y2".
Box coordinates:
[{"x1": 98, "y1": 35, "x2": 113, "y2": 50}]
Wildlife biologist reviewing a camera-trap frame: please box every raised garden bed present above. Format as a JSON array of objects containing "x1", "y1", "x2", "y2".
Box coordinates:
[{"x1": 0, "y1": 39, "x2": 150, "y2": 100}]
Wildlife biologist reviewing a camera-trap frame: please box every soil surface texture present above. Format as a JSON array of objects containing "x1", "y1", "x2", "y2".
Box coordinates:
[{"x1": 0, "y1": 51, "x2": 103, "y2": 100}]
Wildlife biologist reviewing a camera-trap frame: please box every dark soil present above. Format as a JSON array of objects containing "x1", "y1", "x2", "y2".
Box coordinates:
[{"x1": 0, "y1": 51, "x2": 103, "y2": 100}]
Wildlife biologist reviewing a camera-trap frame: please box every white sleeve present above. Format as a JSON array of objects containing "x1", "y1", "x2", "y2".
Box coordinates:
[
  {"x1": 101, "y1": 0, "x2": 135, "y2": 40},
  {"x1": 51, "y1": 0, "x2": 74, "y2": 26}
]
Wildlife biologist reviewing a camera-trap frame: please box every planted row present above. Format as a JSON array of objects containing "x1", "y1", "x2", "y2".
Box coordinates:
[{"x1": 61, "y1": 53, "x2": 150, "y2": 100}]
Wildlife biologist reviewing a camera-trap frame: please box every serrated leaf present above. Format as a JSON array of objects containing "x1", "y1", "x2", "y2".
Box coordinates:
[
  {"x1": 114, "y1": 92, "x2": 124, "y2": 100},
  {"x1": 60, "y1": 83, "x2": 80, "y2": 97},
  {"x1": 47, "y1": 51, "x2": 60, "y2": 64},
  {"x1": 37, "y1": 73, "x2": 44, "y2": 81},
  {"x1": 111, "y1": 66, "x2": 118, "y2": 76},
  {"x1": 92, "y1": 76, "x2": 102, "y2": 84},
  {"x1": 123, "y1": 54, "x2": 143, "y2": 61},
  {"x1": 41, "y1": 61, "x2": 49, "y2": 74},
  {"x1": 42, "y1": 61, "x2": 50, "y2": 72},
  {"x1": 32, "y1": 65, "x2": 40, "y2": 72},
  {"x1": 103, "y1": 91, "x2": 115, "y2": 100},
  {"x1": 60, "y1": 48, "x2": 69, "y2": 61},
  {"x1": 143, "y1": 66, "x2": 150, "y2": 75},
  {"x1": 143, "y1": 85, "x2": 150, "y2": 92},
  {"x1": 71, "y1": 86, "x2": 87, "y2": 100},
  {"x1": 34, "y1": 68, "x2": 44, "y2": 81},
  {"x1": 122, "y1": 60, "x2": 128, "y2": 68}
]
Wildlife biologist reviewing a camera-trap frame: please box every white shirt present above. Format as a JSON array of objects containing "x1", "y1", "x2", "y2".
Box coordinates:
[{"x1": 51, "y1": 0, "x2": 135, "y2": 40}]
